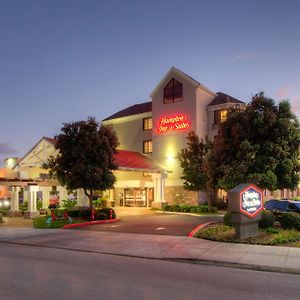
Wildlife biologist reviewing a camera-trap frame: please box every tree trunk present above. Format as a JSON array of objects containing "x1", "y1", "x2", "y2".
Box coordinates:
[{"x1": 84, "y1": 189, "x2": 94, "y2": 220}]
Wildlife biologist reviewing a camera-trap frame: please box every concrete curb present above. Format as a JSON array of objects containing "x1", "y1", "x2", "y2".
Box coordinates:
[
  {"x1": 62, "y1": 218, "x2": 120, "y2": 229},
  {"x1": 188, "y1": 221, "x2": 218, "y2": 237},
  {"x1": 1, "y1": 239, "x2": 299, "y2": 275}
]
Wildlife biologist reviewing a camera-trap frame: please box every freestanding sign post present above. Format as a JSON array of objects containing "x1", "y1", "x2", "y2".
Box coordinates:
[{"x1": 228, "y1": 183, "x2": 263, "y2": 239}]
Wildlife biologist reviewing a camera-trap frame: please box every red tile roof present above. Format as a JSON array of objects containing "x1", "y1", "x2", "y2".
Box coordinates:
[
  {"x1": 103, "y1": 101, "x2": 152, "y2": 121},
  {"x1": 208, "y1": 92, "x2": 244, "y2": 107},
  {"x1": 115, "y1": 149, "x2": 164, "y2": 172}
]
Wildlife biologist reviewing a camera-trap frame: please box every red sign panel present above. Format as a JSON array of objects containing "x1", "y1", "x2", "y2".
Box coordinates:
[{"x1": 156, "y1": 114, "x2": 191, "y2": 134}]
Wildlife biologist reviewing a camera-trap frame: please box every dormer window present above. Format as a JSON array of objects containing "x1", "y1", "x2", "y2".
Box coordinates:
[{"x1": 163, "y1": 78, "x2": 183, "y2": 104}]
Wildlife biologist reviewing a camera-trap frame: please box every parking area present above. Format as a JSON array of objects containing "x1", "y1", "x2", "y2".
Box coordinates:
[{"x1": 70, "y1": 208, "x2": 223, "y2": 236}]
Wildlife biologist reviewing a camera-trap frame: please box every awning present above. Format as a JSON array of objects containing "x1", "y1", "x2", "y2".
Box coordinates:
[{"x1": 115, "y1": 150, "x2": 168, "y2": 173}]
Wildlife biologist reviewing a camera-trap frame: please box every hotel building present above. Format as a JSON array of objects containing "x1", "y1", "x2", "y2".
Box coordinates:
[{"x1": 4, "y1": 66, "x2": 296, "y2": 216}]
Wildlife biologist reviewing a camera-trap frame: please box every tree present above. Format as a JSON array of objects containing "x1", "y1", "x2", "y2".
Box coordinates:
[
  {"x1": 178, "y1": 131, "x2": 213, "y2": 210},
  {"x1": 212, "y1": 92, "x2": 300, "y2": 191},
  {"x1": 43, "y1": 117, "x2": 119, "y2": 218}
]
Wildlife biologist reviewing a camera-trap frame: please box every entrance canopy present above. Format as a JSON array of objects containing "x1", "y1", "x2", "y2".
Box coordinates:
[{"x1": 115, "y1": 150, "x2": 168, "y2": 173}]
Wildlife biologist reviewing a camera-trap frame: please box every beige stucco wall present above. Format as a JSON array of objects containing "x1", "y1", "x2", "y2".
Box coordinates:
[
  {"x1": 103, "y1": 112, "x2": 152, "y2": 155},
  {"x1": 151, "y1": 71, "x2": 216, "y2": 185},
  {"x1": 16, "y1": 139, "x2": 57, "y2": 179}
]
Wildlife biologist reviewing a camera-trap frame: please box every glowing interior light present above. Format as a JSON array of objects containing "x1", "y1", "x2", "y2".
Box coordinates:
[{"x1": 4, "y1": 200, "x2": 10, "y2": 206}]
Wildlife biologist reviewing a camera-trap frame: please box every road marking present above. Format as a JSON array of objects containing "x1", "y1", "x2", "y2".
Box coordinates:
[
  {"x1": 156, "y1": 227, "x2": 166, "y2": 231},
  {"x1": 110, "y1": 225, "x2": 122, "y2": 228}
]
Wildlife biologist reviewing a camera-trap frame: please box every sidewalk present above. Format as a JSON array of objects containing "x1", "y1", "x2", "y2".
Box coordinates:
[{"x1": 0, "y1": 227, "x2": 299, "y2": 275}]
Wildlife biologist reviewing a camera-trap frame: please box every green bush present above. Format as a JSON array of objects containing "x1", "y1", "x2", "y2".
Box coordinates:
[
  {"x1": 161, "y1": 204, "x2": 215, "y2": 214},
  {"x1": 79, "y1": 208, "x2": 116, "y2": 220},
  {"x1": 278, "y1": 212, "x2": 300, "y2": 230},
  {"x1": 19, "y1": 201, "x2": 28, "y2": 211},
  {"x1": 0, "y1": 208, "x2": 9, "y2": 216},
  {"x1": 223, "y1": 211, "x2": 233, "y2": 226},
  {"x1": 67, "y1": 209, "x2": 80, "y2": 218},
  {"x1": 37, "y1": 200, "x2": 43, "y2": 210},
  {"x1": 259, "y1": 210, "x2": 275, "y2": 228},
  {"x1": 98, "y1": 208, "x2": 116, "y2": 219},
  {"x1": 62, "y1": 199, "x2": 77, "y2": 210}
]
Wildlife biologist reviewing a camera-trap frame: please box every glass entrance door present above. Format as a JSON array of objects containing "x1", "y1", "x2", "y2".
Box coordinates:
[{"x1": 124, "y1": 188, "x2": 147, "y2": 207}]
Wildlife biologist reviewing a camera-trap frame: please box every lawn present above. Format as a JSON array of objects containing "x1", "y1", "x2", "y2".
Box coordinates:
[
  {"x1": 33, "y1": 216, "x2": 85, "y2": 229},
  {"x1": 195, "y1": 224, "x2": 300, "y2": 247}
]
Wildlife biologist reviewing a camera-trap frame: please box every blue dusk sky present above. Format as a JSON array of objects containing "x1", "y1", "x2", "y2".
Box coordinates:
[{"x1": 0, "y1": 0, "x2": 300, "y2": 165}]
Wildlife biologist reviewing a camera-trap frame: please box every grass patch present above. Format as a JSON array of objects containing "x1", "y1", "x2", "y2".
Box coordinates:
[
  {"x1": 32, "y1": 216, "x2": 84, "y2": 229},
  {"x1": 195, "y1": 224, "x2": 300, "y2": 246}
]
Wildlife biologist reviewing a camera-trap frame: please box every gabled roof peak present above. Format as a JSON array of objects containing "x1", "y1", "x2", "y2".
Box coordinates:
[{"x1": 150, "y1": 66, "x2": 216, "y2": 97}]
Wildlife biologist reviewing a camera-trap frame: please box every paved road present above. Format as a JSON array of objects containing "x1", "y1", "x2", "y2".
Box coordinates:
[
  {"x1": 70, "y1": 213, "x2": 223, "y2": 236},
  {"x1": 1, "y1": 242, "x2": 299, "y2": 300}
]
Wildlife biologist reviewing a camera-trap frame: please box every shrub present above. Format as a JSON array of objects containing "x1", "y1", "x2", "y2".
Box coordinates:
[
  {"x1": 0, "y1": 212, "x2": 3, "y2": 222},
  {"x1": 62, "y1": 199, "x2": 77, "y2": 210},
  {"x1": 161, "y1": 204, "x2": 215, "y2": 214},
  {"x1": 79, "y1": 208, "x2": 116, "y2": 220},
  {"x1": 223, "y1": 211, "x2": 233, "y2": 226},
  {"x1": 37, "y1": 200, "x2": 43, "y2": 210},
  {"x1": 67, "y1": 209, "x2": 80, "y2": 218},
  {"x1": 98, "y1": 208, "x2": 116, "y2": 219},
  {"x1": 19, "y1": 201, "x2": 28, "y2": 211},
  {"x1": 278, "y1": 212, "x2": 300, "y2": 230},
  {"x1": 259, "y1": 210, "x2": 275, "y2": 229}
]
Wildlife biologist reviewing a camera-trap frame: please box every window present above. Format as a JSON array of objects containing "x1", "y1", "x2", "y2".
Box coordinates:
[
  {"x1": 143, "y1": 117, "x2": 152, "y2": 131},
  {"x1": 214, "y1": 110, "x2": 228, "y2": 124},
  {"x1": 143, "y1": 140, "x2": 152, "y2": 154},
  {"x1": 163, "y1": 78, "x2": 183, "y2": 104}
]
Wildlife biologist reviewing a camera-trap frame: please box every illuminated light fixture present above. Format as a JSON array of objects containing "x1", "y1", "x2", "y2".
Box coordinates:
[
  {"x1": 167, "y1": 154, "x2": 175, "y2": 162},
  {"x1": 4, "y1": 200, "x2": 10, "y2": 207},
  {"x1": 156, "y1": 114, "x2": 191, "y2": 134}
]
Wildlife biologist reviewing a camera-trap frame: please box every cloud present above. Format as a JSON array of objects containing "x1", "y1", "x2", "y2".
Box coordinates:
[
  {"x1": 276, "y1": 85, "x2": 290, "y2": 98},
  {"x1": 0, "y1": 144, "x2": 18, "y2": 155},
  {"x1": 233, "y1": 51, "x2": 277, "y2": 62}
]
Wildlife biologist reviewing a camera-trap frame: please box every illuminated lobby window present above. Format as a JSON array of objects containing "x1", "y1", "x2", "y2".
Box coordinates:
[
  {"x1": 214, "y1": 110, "x2": 228, "y2": 124},
  {"x1": 163, "y1": 78, "x2": 183, "y2": 104},
  {"x1": 143, "y1": 140, "x2": 152, "y2": 154},
  {"x1": 143, "y1": 117, "x2": 152, "y2": 131}
]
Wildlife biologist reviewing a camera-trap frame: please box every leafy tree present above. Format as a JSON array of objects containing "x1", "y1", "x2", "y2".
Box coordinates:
[
  {"x1": 213, "y1": 92, "x2": 300, "y2": 191},
  {"x1": 178, "y1": 131, "x2": 213, "y2": 210},
  {"x1": 43, "y1": 117, "x2": 119, "y2": 218}
]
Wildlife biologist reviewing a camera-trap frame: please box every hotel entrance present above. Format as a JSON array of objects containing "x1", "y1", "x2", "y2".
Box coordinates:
[{"x1": 124, "y1": 188, "x2": 154, "y2": 207}]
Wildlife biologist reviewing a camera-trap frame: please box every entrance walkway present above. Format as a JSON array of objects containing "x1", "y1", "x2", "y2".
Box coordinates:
[
  {"x1": 114, "y1": 207, "x2": 156, "y2": 217},
  {"x1": 0, "y1": 216, "x2": 32, "y2": 228}
]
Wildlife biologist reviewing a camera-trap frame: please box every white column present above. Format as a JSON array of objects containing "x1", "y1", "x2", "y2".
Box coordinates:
[
  {"x1": 8, "y1": 187, "x2": 21, "y2": 215},
  {"x1": 151, "y1": 172, "x2": 167, "y2": 207},
  {"x1": 25, "y1": 185, "x2": 39, "y2": 218},
  {"x1": 40, "y1": 187, "x2": 52, "y2": 209},
  {"x1": 77, "y1": 189, "x2": 89, "y2": 207},
  {"x1": 57, "y1": 186, "x2": 68, "y2": 202}
]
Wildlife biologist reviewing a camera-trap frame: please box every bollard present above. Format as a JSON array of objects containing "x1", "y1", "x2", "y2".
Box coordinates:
[
  {"x1": 109, "y1": 209, "x2": 113, "y2": 220},
  {"x1": 91, "y1": 209, "x2": 95, "y2": 221}
]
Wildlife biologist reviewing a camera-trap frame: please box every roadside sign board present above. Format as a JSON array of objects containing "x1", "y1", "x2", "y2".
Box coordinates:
[{"x1": 240, "y1": 185, "x2": 263, "y2": 218}]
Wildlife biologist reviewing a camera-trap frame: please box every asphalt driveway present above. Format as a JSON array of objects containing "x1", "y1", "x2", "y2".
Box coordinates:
[{"x1": 69, "y1": 212, "x2": 223, "y2": 236}]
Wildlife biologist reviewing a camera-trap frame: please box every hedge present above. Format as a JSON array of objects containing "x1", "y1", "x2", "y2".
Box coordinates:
[{"x1": 162, "y1": 204, "x2": 217, "y2": 214}]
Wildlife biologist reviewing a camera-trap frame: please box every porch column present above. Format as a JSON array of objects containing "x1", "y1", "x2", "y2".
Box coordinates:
[
  {"x1": 40, "y1": 187, "x2": 52, "y2": 209},
  {"x1": 8, "y1": 186, "x2": 22, "y2": 217},
  {"x1": 151, "y1": 172, "x2": 167, "y2": 208},
  {"x1": 77, "y1": 189, "x2": 89, "y2": 207},
  {"x1": 25, "y1": 185, "x2": 39, "y2": 218},
  {"x1": 57, "y1": 186, "x2": 68, "y2": 203}
]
